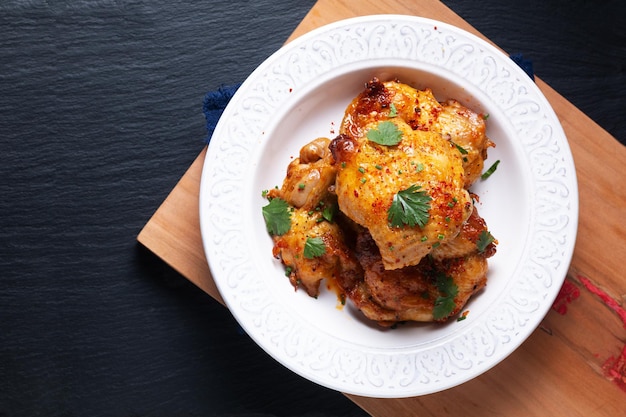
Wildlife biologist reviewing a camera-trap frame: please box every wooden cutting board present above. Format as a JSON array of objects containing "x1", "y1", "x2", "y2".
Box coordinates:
[{"x1": 138, "y1": 0, "x2": 626, "y2": 415}]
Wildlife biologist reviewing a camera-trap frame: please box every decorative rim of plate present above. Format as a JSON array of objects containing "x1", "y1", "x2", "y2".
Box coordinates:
[{"x1": 199, "y1": 15, "x2": 578, "y2": 397}]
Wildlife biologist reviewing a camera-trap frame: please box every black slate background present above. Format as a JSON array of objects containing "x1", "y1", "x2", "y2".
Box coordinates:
[{"x1": 0, "y1": 1, "x2": 624, "y2": 416}]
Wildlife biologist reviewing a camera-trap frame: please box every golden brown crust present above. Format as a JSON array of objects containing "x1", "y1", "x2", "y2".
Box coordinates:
[
  {"x1": 331, "y1": 125, "x2": 472, "y2": 270},
  {"x1": 433, "y1": 99, "x2": 494, "y2": 187},
  {"x1": 332, "y1": 207, "x2": 493, "y2": 325}
]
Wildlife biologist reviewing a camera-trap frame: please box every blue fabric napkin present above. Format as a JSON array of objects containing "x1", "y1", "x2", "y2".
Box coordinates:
[
  {"x1": 202, "y1": 55, "x2": 534, "y2": 141},
  {"x1": 202, "y1": 83, "x2": 241, "y2": 143},
  {"x1": 509, "y1": 53, "x2": 535, "y2": 81}
]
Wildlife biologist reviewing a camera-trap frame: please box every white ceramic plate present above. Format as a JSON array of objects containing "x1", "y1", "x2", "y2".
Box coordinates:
[{"x1": 199, "y1": 15, "x2": 578, "y2": 398}]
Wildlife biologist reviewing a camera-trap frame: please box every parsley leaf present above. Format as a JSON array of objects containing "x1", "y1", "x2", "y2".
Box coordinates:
[
  {"x1": 262, "y1": 197, "x2": 291, "y2": 236},
  {"x1": 476, "y1": 230, "x2": 495, "y2": 252},
  {"x1": 433, "y1": 297, "x2": 456, "y2": 320},
  {"x1": 366, "y1": 121, "x2": 403, "y2": 146},
  {"x1": 452, "y1": 142, "x2": 468, "y2": 155},
  {"x1": 387, "y1": 184, "x2": 431, "y2": 228},
  {"x1": 481, "y1": 159, "x2": 500, "y2": 180},
  {"x1": 388, "y1": 103, "x2": 398, "y2": 118},
  {"x1": 433, "y1": 272, "x2": 459, "y2": 320},
  {"x1": 303, "y1": 236, "x2": 326, "y2": 259},
  {"x1": 321, "y1": 205, "x2": 335, "y2": 222}
]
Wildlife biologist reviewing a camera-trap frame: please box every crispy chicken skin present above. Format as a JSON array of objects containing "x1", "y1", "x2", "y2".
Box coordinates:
[
  {"x1": 330, "y1": 125, "x2": 473, "y2": 270},
  {"x1": 431, "y1": 204, "x2": 496, "y2": 261},
  {"x1": 273, "y1": 137, "x2": 338, "y2": 210},
  {"x1": 341, "y1": 78, "x2": 443, "y2": 139},
  {"x1": 271, "y1": 207, "x2": 362, "y2": 297},
  {"x1": 341, "y1": 78, "x2": 493, "y2": 188},
  {"x1": 434, "y1": 100, "x2": 494, "y2": 187},
  {"x1": 268, "y1": 137, "x2": 362, "y2": 297}
]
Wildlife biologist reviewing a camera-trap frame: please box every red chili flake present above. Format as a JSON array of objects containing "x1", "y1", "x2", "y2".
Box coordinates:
[
  {"x1": 551, "y1": 279, "x2": 580, "y2": 315},
  {"x1": 289, "y1": 88, "x2": 293, "y2": 93}
]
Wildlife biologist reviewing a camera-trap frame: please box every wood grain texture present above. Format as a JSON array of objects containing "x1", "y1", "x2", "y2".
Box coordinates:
[{"x1": 136, "y1": 0, "x2": 626, "y2": 415}]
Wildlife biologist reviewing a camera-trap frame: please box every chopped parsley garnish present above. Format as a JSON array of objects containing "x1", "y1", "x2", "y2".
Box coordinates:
[
  {"x1": 303, "y1": 236, "x2": 326, "y2": 259},
  {"x1": 388, "y1": 103, "x2": 398, "y2": 118},
  {"x1": 481, "y1": 159, "x2": 501, "y2": 180},
  {"x1": 433, "y1": 272, "x2": 459, "y2": 320},
  {"x1": 321, "y1": 205, "x2": 335, "y2": 222},
  {"x1": 452, "y1": 142, "x2": 468, "y2": 155},
  {"x1": 261, "y1": 197, "x2": 291, "y2": 236},
  {"x1": 476, "y1": 230, "x2": 495, "y2": 252},
  {"x1": 387, "y1": 184, "x2": 431, "y2": 228},
  {"x1": 366, "y1": 121, "x2": 403, "y2": 146}
]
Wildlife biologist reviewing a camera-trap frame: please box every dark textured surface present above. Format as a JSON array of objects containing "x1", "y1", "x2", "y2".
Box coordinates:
[
  {"x1": 0, "y1": 1, "x2": 624, "y2": 416},
  {"x1": 444, "y1": 0, "x2": 626, "y2": 143}
]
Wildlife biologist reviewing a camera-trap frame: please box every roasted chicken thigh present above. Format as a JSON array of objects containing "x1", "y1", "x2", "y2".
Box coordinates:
[{"x1": 330, "y1": 125, "x2": 472, "y2": 270}]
